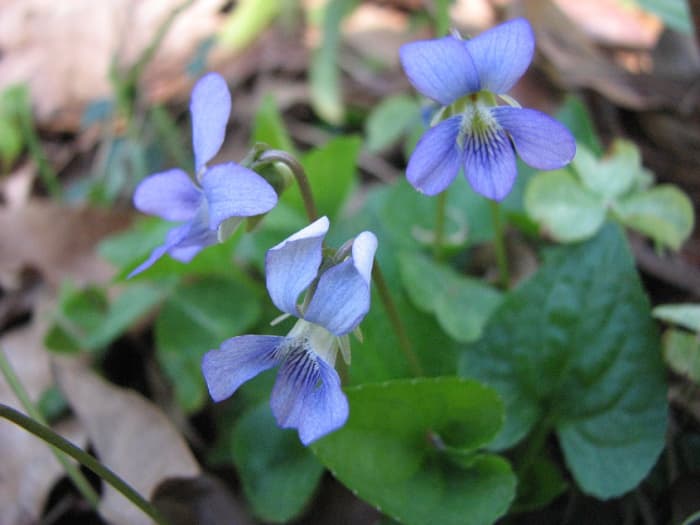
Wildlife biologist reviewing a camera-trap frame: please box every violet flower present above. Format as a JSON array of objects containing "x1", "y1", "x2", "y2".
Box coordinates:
[
  {"x1": 400, "y1": 18, "x2": 576, "y2": 200},
  {"x1": 129, "y1": 73, "x2": 278, "y2": 277},
  {"x1": 202, "y1": 217, "x2": 377, "y2": 445}
]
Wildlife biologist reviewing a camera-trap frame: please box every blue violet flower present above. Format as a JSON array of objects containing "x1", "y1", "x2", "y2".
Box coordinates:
[
  {"x1": 201, "y1": 217, "x2": 378, "y2": 445},
  {"x1": 400, "y1": 18, "x2": 576, "y2": 200},
  {"x1": 129, "y1": 73, "x2": 278, "y2": 277}
]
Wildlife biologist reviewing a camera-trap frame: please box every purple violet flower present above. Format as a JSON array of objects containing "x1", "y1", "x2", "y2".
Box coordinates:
[
  {"x1": 129, "y1": 73, "x2": 278, "y2": 277},
  {"x1": 400, "y1": 18, "x2": 576, "y2": 200},
  {"x1": 201, "y1": 217, "x2": 378, "y2": 445}
]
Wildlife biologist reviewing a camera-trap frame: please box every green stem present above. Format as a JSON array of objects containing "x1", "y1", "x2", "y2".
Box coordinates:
[
  {"x1": 433, "y1": 191, "x2": 447, "y2": 260},
  {"x1": 515, "y1": 416, "x2": 554, "y2": 478},
  {"x1": 681, "y1": 509, "x2": 700, "y2": 525},
  {"x1": 0, "y1": 403, "x2": 169, "y2": 525},
  {"x1": 256, "y1": 149, "x2": 319, "y2": 222},
  {"x1": 489, "y1": 200, "x2": 509, "y2": 289},
  {"x1": 0, "y1": 348, "x2": 100, "y2": 508},
  {"x1": 19, "y1": 108, "x2": 62, "y2": 199},
  {"x1": 372, "y1": 264, "x2": 424, "y2": 377}
]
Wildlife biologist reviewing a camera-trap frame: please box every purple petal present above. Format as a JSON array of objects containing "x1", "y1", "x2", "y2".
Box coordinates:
[
  {"x1": 201, "y1": 162, "x2": 278, "y2": 230},
  {"x1": 464, "y1": 18, "x2": 535, "y2": 94},
  {"x1": 492, "y1": 106, "x2": 576, "y2": 170},
  {"x1": 127, "y1": 212, "x2": 217, "y2": 278},
  {"x1": 133, "y1": 169, "x2": 201, "y2": 221},
  {"x1": 191, "y1": 73, "x2": 231, "y2": 173},
  {"x1": 399, "y1": 36, "x2": 480, "y2": 105},
  {"x1": 303, "y1": 233, "x2": 377, "y2": 335},
  {"x1": 406, "y1": 116, "x2": 463, "y2": 196},
  {"x1": 127, "y1": 222, "x2": 192, "y2": 278},
  {"x1": 463, "y1": 127, "x2": 518, "y2": 201},
  {"x1": 271, "y1": 349, "x2": 348, "y2": 445},
  {"x1": 201, "y1": 335, "x2": 283, "y2": 402},
  {"x1": 350, "y1": 231, "x2": 377, "y2": 284},
  {"x1": 266, "y1": 217, "x2": 329, "y2": 317}
]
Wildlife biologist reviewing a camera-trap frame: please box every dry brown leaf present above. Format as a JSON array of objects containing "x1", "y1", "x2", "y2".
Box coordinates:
[
  {"x1": 0, "y1": 200, "x2": 131, "y2": 287},
  {"x1": 53, "y1": 359, "x2": 201, "y2": 525},
  {"x1": 521, "y1": 0, "x2": 698, "y2": 110},
  {"x1": 0, "y1": 0, "x2": 226, "y2": 130},
  {"x1": 552, "y1": 0, "x2": 662, "y2": 48},
  {"x1": 152, "y1": 475, "x2": 254, "y2": 525},
  {"x1": 0, "y1": 311, "x2": 87, "y2": 525}
]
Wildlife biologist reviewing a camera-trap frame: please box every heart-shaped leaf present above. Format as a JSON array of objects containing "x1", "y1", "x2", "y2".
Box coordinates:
[
  {"x1": 460, "y1": 224, "x2": 667, "y2": 498},
  {"x1": 399, "y1": 251, "x2": 502, "y2": 342},
  {"x1": 232, "y1": 404, "x2": 324, "y2": 522},
  {"x1": 524, "y1": 169, "x2": 606, "y2": 242},
  {"x1": 615, "y1": 185, "x2": 694, "y2": 250},
  {"x1": 312, "y1": 378, "x2": 516, "y2": 525}
]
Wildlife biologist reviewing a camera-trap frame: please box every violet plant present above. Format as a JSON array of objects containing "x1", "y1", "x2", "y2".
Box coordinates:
[
  {"x1": 5, "y1": 10, "x2": 692, "y2": 525},
  {"x1": 129, "y1": 73, "x2": 278, "y2": 277},
  {"x1": 400, "y1": 18, "x2": 576, "y2": 201},
  {"x1": 203, "y1": 216, "x2": 377, "y2": 445}
]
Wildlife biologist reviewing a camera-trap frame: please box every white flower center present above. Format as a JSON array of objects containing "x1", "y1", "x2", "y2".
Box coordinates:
[
  {"x1": 457, "y1": 102, "x2": 504, "y2": 152},
  {"x1": 282, "y1": 319, "x2": 339, "y2": 366}
]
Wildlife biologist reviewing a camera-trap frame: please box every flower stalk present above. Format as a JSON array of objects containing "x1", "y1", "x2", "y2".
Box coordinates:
[
  {"x1": 489, "y1": 200, "x2": 509, "y2": 289},
  {"x1": 0, "y1": 403, "x2": 170, "y2": 525},
  {"x1": 255, "y1": 149, "x2": 319, "y2": 222},
  {"x1": 0, "y1": 348, "x2": 100, "y2": 508},
  {"x1": 433, "y1": 191, "x2": 447, "y2": 260},
  {"x1": 371, "y1": 265, "x2": 424, "y2": 377}
]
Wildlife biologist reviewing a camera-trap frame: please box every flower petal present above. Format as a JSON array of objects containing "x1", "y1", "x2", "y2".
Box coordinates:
[
  {"x1": 201, "y1": 335, "x2": 283, "y2": 402},
  {"x1": 463, "y1": 127, "x2": 518, "y2": 201},
  {"x1": 266, "y1": 217, "x2": 329, "y2": 317},
  {"x1": 492, "y1": 106, "x2": 576, "y2": 170},
  {"x1": 399, "y1": 36, "x2": 480, "y2": 105},
  {"x1": 127, "y1": 212, "x2": 217, "y2": 278},
  {"x1": 350, "y1": 231, "x2": 378, "y2": 285},
  {"x1": 303, "y1": 234, "x2": 376, "y2": 335},
  {"x1": 464, "y1": 18, "x2": 535, "y2": 94},
  {"x1": 201, "y1": 162, "x2": 278, "y2": 230},
  {"x1": 406, "y1": 116, "x2": 463, "y2": 196},
  {"x1": 191, "y1": 73, "x2": 231, "y2": 173},
  {"x1": 127, "y1": 223, "x2": 191, "y2": 278},
  {"x1": 132, "y1": 169, "x2": 201, "y2": 221},
  {"x1": 271, "y1": 348, "x2": 348, "y2": 445}
]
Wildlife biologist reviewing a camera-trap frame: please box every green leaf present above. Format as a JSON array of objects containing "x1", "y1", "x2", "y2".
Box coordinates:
[
  {"x1": 0, "y1": 117, "x2": 23, "y2": 172},
  {"x1": 281, "y1": 136, "x2": 361, "y2": 220},
  {"x1": 37, "y1": 386, "x2": 69, "y2": 424},
  {"x1": 45, "y1": 282, "x2": 168, "y2": 353},
  {"x1": 218, "y1": 0, "x2": 281, "y2": 51},
  {"x1": 398, "y1": 251, "x2": 502, "y2": 342},
  {"x1": 365, "y1": 95, "x2": 421, "y2": 152},
  {"x1": 460, "y1": 224, "x2": 667, "y2": 498},
  {"x1": 661, "y1": 328, "x2": 700, "y2": 383},
  {"x1": 555, "y1": 96, "x2": 602, "y2": 156},
  {"x1": 155, "y1": 276, "x2": 261, "y2": 413},
  {"x1": 573, "y1": 140, "x2": 643, "y2": 199},
  {"x1": 380, "y1": 177, "x2": 492, "y2": 252},
  {"x1": 232, "y1": 404, "x2": 324, "y2": 522},
  {"x1": 615, "y1": 185, "x2": 694, "y2": 250},
  {"x1": 512, "y1": 456, "x2": 568, "y2": 513},
  {"x1": 524, "y1": 169, "x2": 606, "y2": 242},
  {"x1": 309, "y1": 0, "x2": 359, "y2": 123},
  {"x1": 653, "y1": 303, "x2": 700, "y2": 333},
  {"x1": 634, "y1": 0, "x2": 693, "y2": 34},
  {"x1": 312, "y1": 378, "x2": 516, "y2": 525},
  {"x1": 44, "y1": 284, "x2": 110, "y2": 353},
  {"x1": 252, "y1": 93, "x2": 295, "y2": 154}
]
